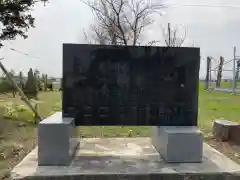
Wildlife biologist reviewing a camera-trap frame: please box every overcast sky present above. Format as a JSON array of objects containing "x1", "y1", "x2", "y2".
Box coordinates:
[{"x1": 0, "y1": 0, "x2": 240, "y2": 79}]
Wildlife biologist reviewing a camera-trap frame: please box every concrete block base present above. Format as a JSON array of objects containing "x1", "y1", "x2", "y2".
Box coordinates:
[
  {"x1": 11, "y1": 138, "x2": 240, "y2": 180},
  {"x1": 38, "y1": 112, "x2": 79, "y2": 166},
  {"x1": 152, "y1": 126, "x2": 203, "y2": 163}
]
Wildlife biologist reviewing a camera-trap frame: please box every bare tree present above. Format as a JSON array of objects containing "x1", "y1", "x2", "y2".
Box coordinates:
[
  {"x1": 162, "y1": 23, "x2": 186, "y2": 47},
  {"x1": 81, "y1": 0, "x2": 165, "y2": 45}
]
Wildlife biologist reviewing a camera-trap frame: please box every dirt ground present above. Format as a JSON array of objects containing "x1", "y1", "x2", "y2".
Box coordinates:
[
  {"x1": 0, "y1": 119, "x2": 37, "y2": 180},
  {"x1": 205, "y1": 136, "x2": 240, "y2": 164}
]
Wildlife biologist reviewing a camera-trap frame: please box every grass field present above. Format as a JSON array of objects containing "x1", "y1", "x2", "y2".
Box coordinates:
[
  {"x1": 208, "y1": 80, "x2": 240, "y2": 89},
  {"x1": 0, "y1": 82, "x2": 240, "y2": 179}
]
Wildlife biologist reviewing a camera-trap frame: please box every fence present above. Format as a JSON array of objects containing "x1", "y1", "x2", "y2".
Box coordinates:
[{"x1": 205, "y1": 46, "x2": 240, "y2": 93}]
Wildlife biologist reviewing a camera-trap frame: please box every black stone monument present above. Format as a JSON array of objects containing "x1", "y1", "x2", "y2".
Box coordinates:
[{"x1": 62, "y1": 44, "x2": 200, "y2": 126}]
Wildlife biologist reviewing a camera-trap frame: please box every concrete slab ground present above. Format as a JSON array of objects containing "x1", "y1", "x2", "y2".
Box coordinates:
[{"x1": 11, "y1": 138, "x2": 240, "y2": 180}]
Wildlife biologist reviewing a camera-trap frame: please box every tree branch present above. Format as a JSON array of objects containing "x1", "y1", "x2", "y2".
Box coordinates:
[{"x1": 81, "y1": 0, "x2": 164, "y2": 46}]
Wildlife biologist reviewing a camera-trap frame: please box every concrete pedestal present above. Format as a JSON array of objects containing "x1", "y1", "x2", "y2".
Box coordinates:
[
  {"x1": 11, "y1": 138, "x2": 240, "y2": 180},
  {"x1": 38, "y1": 112, "x2": 79, "y2": 166},
  {"x1": 152, "y1": 126, "x2": 203, "y2": 163}
]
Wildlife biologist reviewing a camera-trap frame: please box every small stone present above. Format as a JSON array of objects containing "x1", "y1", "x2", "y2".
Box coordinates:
[
  {"x1": 234, "y1": 153, "x2": 240, "y2": 158},
  {"x1": 17, "y1": 123, "x2": 26, "y2": 127}
]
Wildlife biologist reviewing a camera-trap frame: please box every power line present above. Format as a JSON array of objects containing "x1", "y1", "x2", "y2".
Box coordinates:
[
  {"x1": 209, "y1": 58, "x2": 234, "y2": 71},
  {"x1": 8, "y1": 48, "x2": 41, "y2": 60},
  {"x1": 1, "y1": 45, "x2": 55, "y2": 77},
  {"x1": 166, "y1": 3, "x2": 240, "y2": 9},
  {"x1": 1, "y1": 42, "x2": 42, "y2": 60}
]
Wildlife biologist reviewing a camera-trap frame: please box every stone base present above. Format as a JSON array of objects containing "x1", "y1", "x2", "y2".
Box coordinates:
[
  {"x1": 152, "y1": 126, "x2": 203, "y2": 163},
  {"x1": 11, "y1": 138, "x2": 240, "y2": 180},
  {"x1": 38, "y1": 112, "x2": 79, "y2": 166}
]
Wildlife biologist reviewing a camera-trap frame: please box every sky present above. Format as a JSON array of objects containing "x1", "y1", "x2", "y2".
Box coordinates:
[{"x1": 0, "y1": 0, "x2": 240, "y2": 79}]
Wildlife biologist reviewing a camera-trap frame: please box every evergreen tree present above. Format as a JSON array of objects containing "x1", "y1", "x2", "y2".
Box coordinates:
[
  {"x1": 24, "y1": 68, "x2": 38, "y2": 99},
  {"x1": 42, "y1": 74, "x2": 48, "y2": 92},
  {"x1": 34, "y1": 69, "x2": 42, "y2": 91}
]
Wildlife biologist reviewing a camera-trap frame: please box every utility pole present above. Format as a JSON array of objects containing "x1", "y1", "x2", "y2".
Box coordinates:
[
  {"x1": 168, "y1": 23, "x2": 171, "y2": 47},
  {"x1": 205, "y1": 57, "x2": 211, "y2": 90},
  {"x1": 0, "y1": 59, "x2": 42, "y2": 122},
  {"x1": 233, "y1": 46, "x2": 236, "y2": 94}
]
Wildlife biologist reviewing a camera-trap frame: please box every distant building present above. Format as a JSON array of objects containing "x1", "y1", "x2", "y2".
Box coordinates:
[
  {"x1": 52, "y1": 81, "x2": 61, "y2": 90},
  {"x1": 48, "y1": 77, "x2": 62, "y2": 90},
  {"x1": 47, "y1": 77, "x2": 62, "y2": 83},
  {"x1": 12, "y1": 76, "x2": 27, "y2": 85}
]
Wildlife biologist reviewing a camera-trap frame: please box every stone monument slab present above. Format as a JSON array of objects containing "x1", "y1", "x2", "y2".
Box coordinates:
[
  {"x1": 62, "y1": 44, "x2": 200, "y2": 126},
  {"x1": 35, "y1": 44, "x2": 203, "y2": 168}
]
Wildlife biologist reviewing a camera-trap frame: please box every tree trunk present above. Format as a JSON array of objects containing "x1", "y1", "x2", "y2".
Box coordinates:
[
  {"x1": 12, "y1": 91, "x2": 16, "y2": 98},
  {"x1": 228, "y1": 125, "x2": 240, "y2": 145},
  {"x1": 212, "y1": 120, "x2": 239, "y2": 142},
  {"x1": 216, "y1": 56, "x2": 224, "y2": 88},
  {"x1": 205, "y1": 57, "x2": 211, "y2": 90}
]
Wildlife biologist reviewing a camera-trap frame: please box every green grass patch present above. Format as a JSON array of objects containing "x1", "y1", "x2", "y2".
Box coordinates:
[
  {"x1": 208, "y1": 81, "x2": 240, "y2": 89},
  {"x1": 198, "y1": 83, "x2": 240, "y2": 132}
]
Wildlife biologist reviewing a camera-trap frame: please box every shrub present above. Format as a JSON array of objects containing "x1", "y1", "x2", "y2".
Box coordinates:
[{"x1": 0, "y1": 78, "x2": 17, "y2": 97}]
